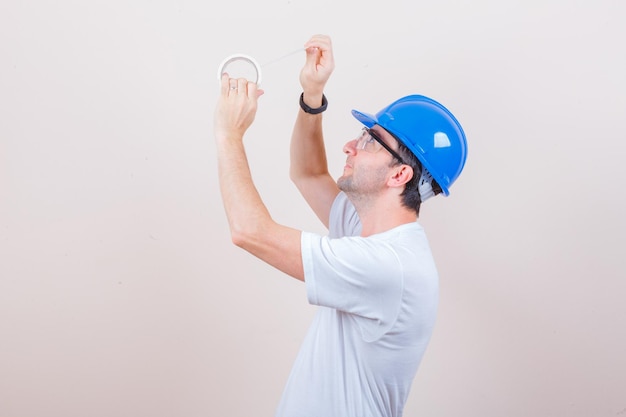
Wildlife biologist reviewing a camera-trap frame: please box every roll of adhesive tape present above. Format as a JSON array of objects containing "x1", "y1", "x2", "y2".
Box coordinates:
[{"x1": 217, "y1": 54, "x2": 262, "y2": 86}]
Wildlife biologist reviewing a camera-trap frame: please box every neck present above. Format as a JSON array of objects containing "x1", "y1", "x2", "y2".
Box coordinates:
[{"x1": 347, "y1": 192, "x2": 418, "y2": 237}]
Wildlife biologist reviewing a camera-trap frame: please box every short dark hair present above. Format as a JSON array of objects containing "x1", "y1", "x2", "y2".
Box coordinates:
[{"x1": 390, "y1": 138, "x2": 442, "y2": 216}]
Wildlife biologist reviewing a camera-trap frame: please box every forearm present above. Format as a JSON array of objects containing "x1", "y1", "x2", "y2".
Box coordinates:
[
  {"x1": 289, "y1": 95, "x2": 330, "y2": 183},
  {"x1": 290, "y1": 33, "x2": 334, "y2": 184}
]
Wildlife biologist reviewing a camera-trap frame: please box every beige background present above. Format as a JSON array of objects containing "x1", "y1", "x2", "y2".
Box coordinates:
[{"x1": 2, "y1": 1, "x2": 625, "y2": 416}]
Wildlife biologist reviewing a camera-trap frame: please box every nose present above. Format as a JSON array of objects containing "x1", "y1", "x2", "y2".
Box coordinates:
[{"x1": 343, "y1": 139, "x2": 358, "y2": 155}]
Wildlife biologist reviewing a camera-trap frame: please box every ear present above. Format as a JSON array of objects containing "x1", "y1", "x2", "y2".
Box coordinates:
[{"x1": 388, "y1": 164, "x2": 414, "y2": 188}]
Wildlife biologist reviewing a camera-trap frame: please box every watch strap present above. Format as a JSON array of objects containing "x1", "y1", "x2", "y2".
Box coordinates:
[{"x1": 299, "y1": 93, "x2": 328, "y2": 114}]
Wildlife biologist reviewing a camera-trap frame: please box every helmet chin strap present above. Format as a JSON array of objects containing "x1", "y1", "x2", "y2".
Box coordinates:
[{"x1": 418, "y1": 169, "x2": 435, "y2": 202}]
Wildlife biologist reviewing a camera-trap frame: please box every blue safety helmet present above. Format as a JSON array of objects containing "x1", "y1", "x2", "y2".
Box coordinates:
[{"x1": 352, "y1": 95, "x2": 468, "y2": 196}]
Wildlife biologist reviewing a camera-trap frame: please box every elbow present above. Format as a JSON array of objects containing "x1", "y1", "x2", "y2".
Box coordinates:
[
  {"x1": 229, "y1": 219, "x2": 267, "y2": 251},
  {"x1": 289, "y1": 167, "x2": 308, "y2": 193},
  {"x1": 288, "y1": 165, "x2": 299, "y2": 186},
  {"x1": 227, "y1": 211, "x2": 274, "y2": 250},
  {"x1": 229, "y1": 226, "x2": 249, "y2": 249}
]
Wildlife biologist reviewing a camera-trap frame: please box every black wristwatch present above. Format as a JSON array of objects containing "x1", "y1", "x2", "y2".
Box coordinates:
[{"x1": 299, "y1": 92, "x2": 328, "y2": 114}]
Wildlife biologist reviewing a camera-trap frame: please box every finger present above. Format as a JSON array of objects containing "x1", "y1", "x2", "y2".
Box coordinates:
[
  {"x1": 220, "y1": 73, "x2": 230, "y2": 95},
  {"x1": 237, "y1": 78, "x2": 247, "y2": 94},
  {"x1": 304, "y1": 34, "x2": 332, "y2": 53},
  {"x1": 229, "y1": 78, "x2": 238, "y2": 94},
  {"x1": 247, "y1": 80, "x2": 258, "y2": 98},
  {"x1": 304, "y1": 37, "x2": 334, "y2": 71},
  {"x1": 304, "y1": 45, "x2": 321, "y2": 68}
]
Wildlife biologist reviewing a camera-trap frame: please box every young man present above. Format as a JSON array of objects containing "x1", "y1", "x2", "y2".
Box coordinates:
[{"x1": 214, "y1": 34, "x2": 467, "y2": 417}]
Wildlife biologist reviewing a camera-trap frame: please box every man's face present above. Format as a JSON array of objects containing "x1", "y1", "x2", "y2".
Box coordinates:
[{"x1": 337, "y1": 126, "x2": 400, "y2": 197}]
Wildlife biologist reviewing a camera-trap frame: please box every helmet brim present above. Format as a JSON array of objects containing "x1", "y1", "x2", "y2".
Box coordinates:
[{"x1": 351, "y1": 109, "x2": 377, "y2": 128}]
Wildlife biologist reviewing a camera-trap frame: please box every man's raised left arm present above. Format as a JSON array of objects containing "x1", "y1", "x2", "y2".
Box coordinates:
[{"x1": 214, "y1": 74, "x2": 304, "y2": 281}]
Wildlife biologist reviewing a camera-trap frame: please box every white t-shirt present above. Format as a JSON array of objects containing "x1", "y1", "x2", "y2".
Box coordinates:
[{"x1": 275, "y1": 192, "x2": 439, "y2": 417}]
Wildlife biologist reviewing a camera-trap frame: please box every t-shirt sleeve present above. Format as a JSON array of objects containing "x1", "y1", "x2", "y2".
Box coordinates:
[{"x1": 301, "y1": 231, "x2": 404, "y2": 342}]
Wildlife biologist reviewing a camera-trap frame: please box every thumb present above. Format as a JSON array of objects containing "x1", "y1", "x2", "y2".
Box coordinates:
[{"x1": 304, "y1": 47, "x2": 320, "y2": 69}]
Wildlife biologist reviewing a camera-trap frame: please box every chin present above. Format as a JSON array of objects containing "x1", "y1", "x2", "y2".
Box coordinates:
[{"x1": 337, "y1": 177, "x2": 352, "y2": 193}]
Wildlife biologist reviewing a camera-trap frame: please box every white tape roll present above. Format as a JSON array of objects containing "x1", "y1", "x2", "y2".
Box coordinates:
[{"x1": 216, "y1": 54, "x2": 262, "y2": 86}]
